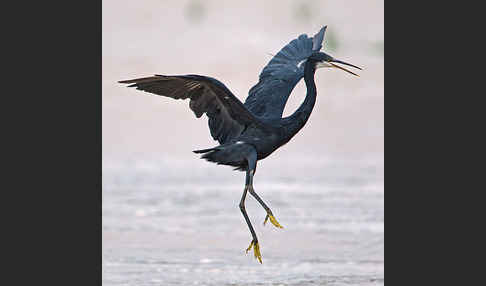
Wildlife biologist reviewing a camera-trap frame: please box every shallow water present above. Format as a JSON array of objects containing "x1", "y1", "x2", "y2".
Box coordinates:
[{"x1": 102, "y1": 156, "x2": 383, "y2": 285}]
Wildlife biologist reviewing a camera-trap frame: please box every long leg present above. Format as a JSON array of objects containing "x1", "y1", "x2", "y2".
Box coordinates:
[
  {"x1": 239, "y1": 181, "x2": 262, "y2": 263},
  {"x1": 246, "y1": 166, "x2": 284, "y2": 229},
  {"x1": 240, "y1": 149, "x2": 263, "y2": 263}
]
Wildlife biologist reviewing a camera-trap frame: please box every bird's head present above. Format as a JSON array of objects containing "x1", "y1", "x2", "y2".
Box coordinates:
[{"x1": 309, "y1": 52, "x2": 362, "y2": 77}]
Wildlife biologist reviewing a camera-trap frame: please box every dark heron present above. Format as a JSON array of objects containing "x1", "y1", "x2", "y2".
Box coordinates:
[{"x1": 119, "y1": 26, "x2": 361, "y2": 263}]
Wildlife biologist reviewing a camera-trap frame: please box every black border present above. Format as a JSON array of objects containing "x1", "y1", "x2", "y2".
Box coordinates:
[{"x1": 3, "y1": 2, "x2": 102, "y2": 284}]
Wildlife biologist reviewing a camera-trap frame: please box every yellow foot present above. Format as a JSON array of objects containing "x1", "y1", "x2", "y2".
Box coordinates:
[
  {"x1": 264, "y1": 213, "x2": 284, "y2": 228},
  {"x1": 246, "y1": 240, "x2": 262, "y2": 264}
]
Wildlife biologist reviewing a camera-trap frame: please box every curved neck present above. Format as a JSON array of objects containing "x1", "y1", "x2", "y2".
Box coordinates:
[{"x1": 281, "y1": 60, "x2": 317, "y2": 139}]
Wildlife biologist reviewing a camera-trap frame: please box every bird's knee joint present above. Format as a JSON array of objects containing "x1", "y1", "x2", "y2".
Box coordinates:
[{"x1": 239, "y1": 203, "x2": 245, "y2": 210}]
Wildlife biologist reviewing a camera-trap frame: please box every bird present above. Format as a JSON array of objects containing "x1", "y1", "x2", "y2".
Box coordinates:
[{"x1": 118, "y1": 26, "x2": 361, "y2": 264}]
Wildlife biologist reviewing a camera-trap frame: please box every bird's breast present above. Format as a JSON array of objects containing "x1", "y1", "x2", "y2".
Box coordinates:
[
  {"x1": 252, "y1": 133, "x2": 283, "y2": 160},
  {"x1": 237, "y1": 126, "x2": 285, "y2": 160}
]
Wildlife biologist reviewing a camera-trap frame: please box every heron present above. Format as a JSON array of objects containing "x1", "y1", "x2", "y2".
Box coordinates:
[{"x1": 119, "y1": 26, "x2": 361, "y2": 263}]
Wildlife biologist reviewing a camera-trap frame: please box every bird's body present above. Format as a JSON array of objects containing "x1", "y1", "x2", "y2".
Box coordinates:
[
  {"x1": 194, "y1": 57, "x2": 319, "y2": 171},
  {"x1": 119, "y1": 26, "x2": 361, "y2": 263}
]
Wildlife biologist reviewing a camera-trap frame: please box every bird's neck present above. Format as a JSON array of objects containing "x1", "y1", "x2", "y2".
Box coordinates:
[{"x1": 281, "y1": 60, "x2": 317, "y2": 139}]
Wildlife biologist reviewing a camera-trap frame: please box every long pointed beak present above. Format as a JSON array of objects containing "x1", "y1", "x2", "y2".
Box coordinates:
[{"x1": 329, "y1": 59, "x2": 362, "y2": 77}]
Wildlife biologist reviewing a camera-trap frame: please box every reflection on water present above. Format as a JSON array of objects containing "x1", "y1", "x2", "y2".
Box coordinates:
[{"x1": 102, "y1": 156, "x2": 383, "y2": 285}]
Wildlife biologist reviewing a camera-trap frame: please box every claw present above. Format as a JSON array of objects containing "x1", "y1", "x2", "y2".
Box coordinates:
[
  {"x1": 246, "y1": 240, "x2": 262, "y2": 264},
  {"x1": 263, "y1": 213, "x2": 284, "y2": 228},
  {"x1": 246, "y1": 240, "x2": 254, "y2": 253}
]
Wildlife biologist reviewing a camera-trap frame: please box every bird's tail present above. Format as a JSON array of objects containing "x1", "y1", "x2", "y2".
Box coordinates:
[{"x1": 193, "y1": 144, "x2": 249, "y2": 172}]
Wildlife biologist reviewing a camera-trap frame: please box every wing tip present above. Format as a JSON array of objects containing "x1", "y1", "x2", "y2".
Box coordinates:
[
  {"x1": 118, "y1": 75, "x2": 164, "y2": 85},
  {"x1": 193, "y1": 147, "x2": 219, "y2": 154},
  {"x1": 312, "y1": 25, "x2": 327, "y2": 51}
]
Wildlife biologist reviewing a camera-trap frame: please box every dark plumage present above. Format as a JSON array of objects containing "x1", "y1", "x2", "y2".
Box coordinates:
[{"x1": 119, "y1": 26, "x2": 361, "y2": 263}]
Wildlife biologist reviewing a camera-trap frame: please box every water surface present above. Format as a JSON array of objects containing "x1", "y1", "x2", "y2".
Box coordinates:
[{"x1": 102, "y1": 156, "x2": 384, "y2": 285}]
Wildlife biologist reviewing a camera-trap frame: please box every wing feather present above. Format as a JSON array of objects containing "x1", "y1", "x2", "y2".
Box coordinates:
[
  {"x1": 119, "y1": 74, "x2": 261, "y2": 144},
  {"x1": 244, "y1": 26, "x2": 327, "y2": 119}
]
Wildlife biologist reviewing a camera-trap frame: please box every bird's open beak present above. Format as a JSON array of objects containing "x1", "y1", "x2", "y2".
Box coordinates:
[{"x1": 329, "y1": 59, "x2": 362, "y2": 77}]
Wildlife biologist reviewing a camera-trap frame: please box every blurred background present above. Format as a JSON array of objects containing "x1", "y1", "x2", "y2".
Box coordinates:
[{"x1": 103, "y1": 0, "x2": 383, "y2": 285}]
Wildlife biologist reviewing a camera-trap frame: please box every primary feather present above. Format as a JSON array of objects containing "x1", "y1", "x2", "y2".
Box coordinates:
[{"x1": 118, "y1": 75, "x2": 262, "y2": 144}]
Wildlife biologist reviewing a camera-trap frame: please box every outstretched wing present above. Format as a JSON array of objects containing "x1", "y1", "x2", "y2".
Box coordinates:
[
  {"x1": 119, "y1": 74, "x2": 261, "y2": 144},
  {"x1": 244, "y1": 26, "x2": 327, "y2": 120}
]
